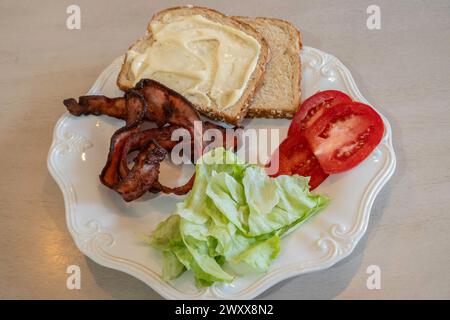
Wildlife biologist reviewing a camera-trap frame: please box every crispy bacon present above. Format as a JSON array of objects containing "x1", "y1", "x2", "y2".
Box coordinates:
[
  {"x1": 100, "y1": 124, "x2": 140, "y2": 188},
  {"x1": 150, "y1": 174, "x2": 196, "y2": 196},
  {"x1": 64, "y1": 79, "x2": 236, "y2": 202},
  {"x1": 64, "y1": 96, "x2": 127, "y2": 120},
  {"x1": 113, "y1": 141, "x2": 167, "y2": 202},
  {"x1": 124, "y1": 90, "x2": 147, "y2": 125},
  {"x1": 100, "y1": 125, "x2": 182, "y2": 191},
  {"x1": 64, "y1": 79, "x2": 200, "y2": 127}
]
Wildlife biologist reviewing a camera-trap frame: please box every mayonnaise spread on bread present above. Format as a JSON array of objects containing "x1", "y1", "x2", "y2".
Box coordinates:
[{"x1": 127, "y1": 15, "x2": 261, "y2": 110}]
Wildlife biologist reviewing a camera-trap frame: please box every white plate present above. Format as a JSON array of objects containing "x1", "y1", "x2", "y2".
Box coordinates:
[{"x1": 48, "y1": 46, "x2": 396, "y2": 299}]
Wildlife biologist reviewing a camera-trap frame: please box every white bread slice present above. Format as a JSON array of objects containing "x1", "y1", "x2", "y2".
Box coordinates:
[
  {"x1": 117, "y1": 6, "x2": 270, "y2": 125},
  {"x1": 233, "y1": 17, "x2": 302, "y2": 118}
]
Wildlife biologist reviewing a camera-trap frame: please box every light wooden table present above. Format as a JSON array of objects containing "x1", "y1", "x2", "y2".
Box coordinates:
[{"x1": 1, "y1": 0, "x2": 449, "y2": 299}]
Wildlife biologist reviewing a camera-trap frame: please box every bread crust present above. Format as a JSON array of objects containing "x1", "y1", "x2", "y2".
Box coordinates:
[{"x1": 117, "y1": 6, "x2": 270, "y2": 125}]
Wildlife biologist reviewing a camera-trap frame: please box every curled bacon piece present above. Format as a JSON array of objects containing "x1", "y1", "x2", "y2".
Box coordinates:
[
  {"x1": 100, "y1": 124, "x2": 140, "y2": 188},
  {"x1": 100, "y1": 125, "x2": 181, "y2": 191},
  {"x1": 64, "y1": 79, "x2": 236, "y2": 202},
  {"x1": 150, "y1": 175, "x2": 196, "y2": 196},
  {"x1": 114, "y1": 141, "x2": 166, "y2": 202}
]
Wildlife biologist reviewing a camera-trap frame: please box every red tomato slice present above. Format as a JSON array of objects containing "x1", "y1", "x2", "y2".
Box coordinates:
[
  {"x1": 268, "y1": 134, "x2": 328, "y2": 190},
  {"x1": 305, "y1": 102, "x2": 384, "y2": 174},
  {"x1": 288, "y1": 90, "x2": 352, "y2": 137}
]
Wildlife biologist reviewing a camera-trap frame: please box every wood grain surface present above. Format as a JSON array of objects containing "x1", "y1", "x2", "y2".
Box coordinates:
[{"x1": 0, "y1": 0, "x2": 449, "y2": 299}]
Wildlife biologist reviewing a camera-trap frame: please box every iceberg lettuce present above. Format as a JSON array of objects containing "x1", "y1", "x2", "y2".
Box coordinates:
[{"x1": 149, "y1": 147, "x2": 328, "y2": 286}]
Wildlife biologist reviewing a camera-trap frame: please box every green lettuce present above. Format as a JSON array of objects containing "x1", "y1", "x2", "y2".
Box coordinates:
[{"x1": 149, "y1": 147, "x2": 329, "y2": 286}]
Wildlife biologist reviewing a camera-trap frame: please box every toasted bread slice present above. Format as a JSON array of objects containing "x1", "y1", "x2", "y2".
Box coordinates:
[
  {"x1": 233, "y1": 17, "x2": 302, "y2": 118},
  {"x1": 117, "y1": 6, "x2": 270, "y2": 125}
]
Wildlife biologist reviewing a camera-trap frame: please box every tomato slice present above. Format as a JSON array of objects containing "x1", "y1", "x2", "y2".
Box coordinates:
[
  {"x1": 305, "y1": 102, "x2": 384, "y2": 174},
  {"x1": 288, "y1": 90, "x2": 352, "y2": 137},
  {"x1": 268, "y1": 134, "x2": 328, "y2": 190}
]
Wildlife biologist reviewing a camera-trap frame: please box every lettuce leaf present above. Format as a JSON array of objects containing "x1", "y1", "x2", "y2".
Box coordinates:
[
  {"x1": 149, "y1": 147, "x2": 329, "y2": 286},
  {"x1": 162, "y1": 251, "x2": 185, "y2": 281},
  {"x1": 229, "y1": 235, "x2": 280, "y2": 275}
]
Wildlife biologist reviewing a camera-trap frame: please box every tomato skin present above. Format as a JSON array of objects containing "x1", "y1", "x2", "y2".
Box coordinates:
[
  {"x1": 288, "y1": 90, "x2": 352, "y2": 137},
  {"x1": 305, "y1": 102, "x2": 384, "y2": 174},
  {"x1": 269, "y1": 134, "x2": 328, "y2": 190}
]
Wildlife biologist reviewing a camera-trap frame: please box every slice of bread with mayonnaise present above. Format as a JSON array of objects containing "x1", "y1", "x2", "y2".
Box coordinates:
[{"x1": 117, "y1": 6, "x2": 270, "y2": 125}]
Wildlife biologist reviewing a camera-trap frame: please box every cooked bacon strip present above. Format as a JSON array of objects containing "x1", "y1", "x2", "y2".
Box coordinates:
[
  {"x1": 100, "y1": 125, "x2": 183, "y2": 200},
  {"x1": 117, "y1": 124, "x2": 197, "y2": 197},
  {"x1": 100, "y1": 124, "x2": 140, "y2": 188},
  {"x1": 118, "y1": 126, "x2": 181, "y2": 179},
  {"x1": 64, "y1": 79, "x2": 201, "y2": 128},
  {"x1": 64, "y1": 90, "x2": 147, "y2": 127},
  {"x1": 64, "y1": 79, "x2": 239, "y2": 201},
  {"x1": 151, "y1": 174, "x2": 196, "y2": 196},
  {"x1": 101, "y1": 121, "x2": 238, "y2": 199},
  {"x1": 124, "y1": 90, "x2": 147, "y2": 125},
  {"x1": 135, "y1": 79, "x2": 200, "y2": 127},
  {"x1": 64, "y1": 96, "x2": 127, "y2": 120},
  {"x1": 113, "y1": 141, "x2": 166, "y2": 202},
  {"x1": 99, "y1": 91, "x2": 148, "y2": 188},
  {"x1": 147, "y1": 122, "x2": 236, "y2": 196}
]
